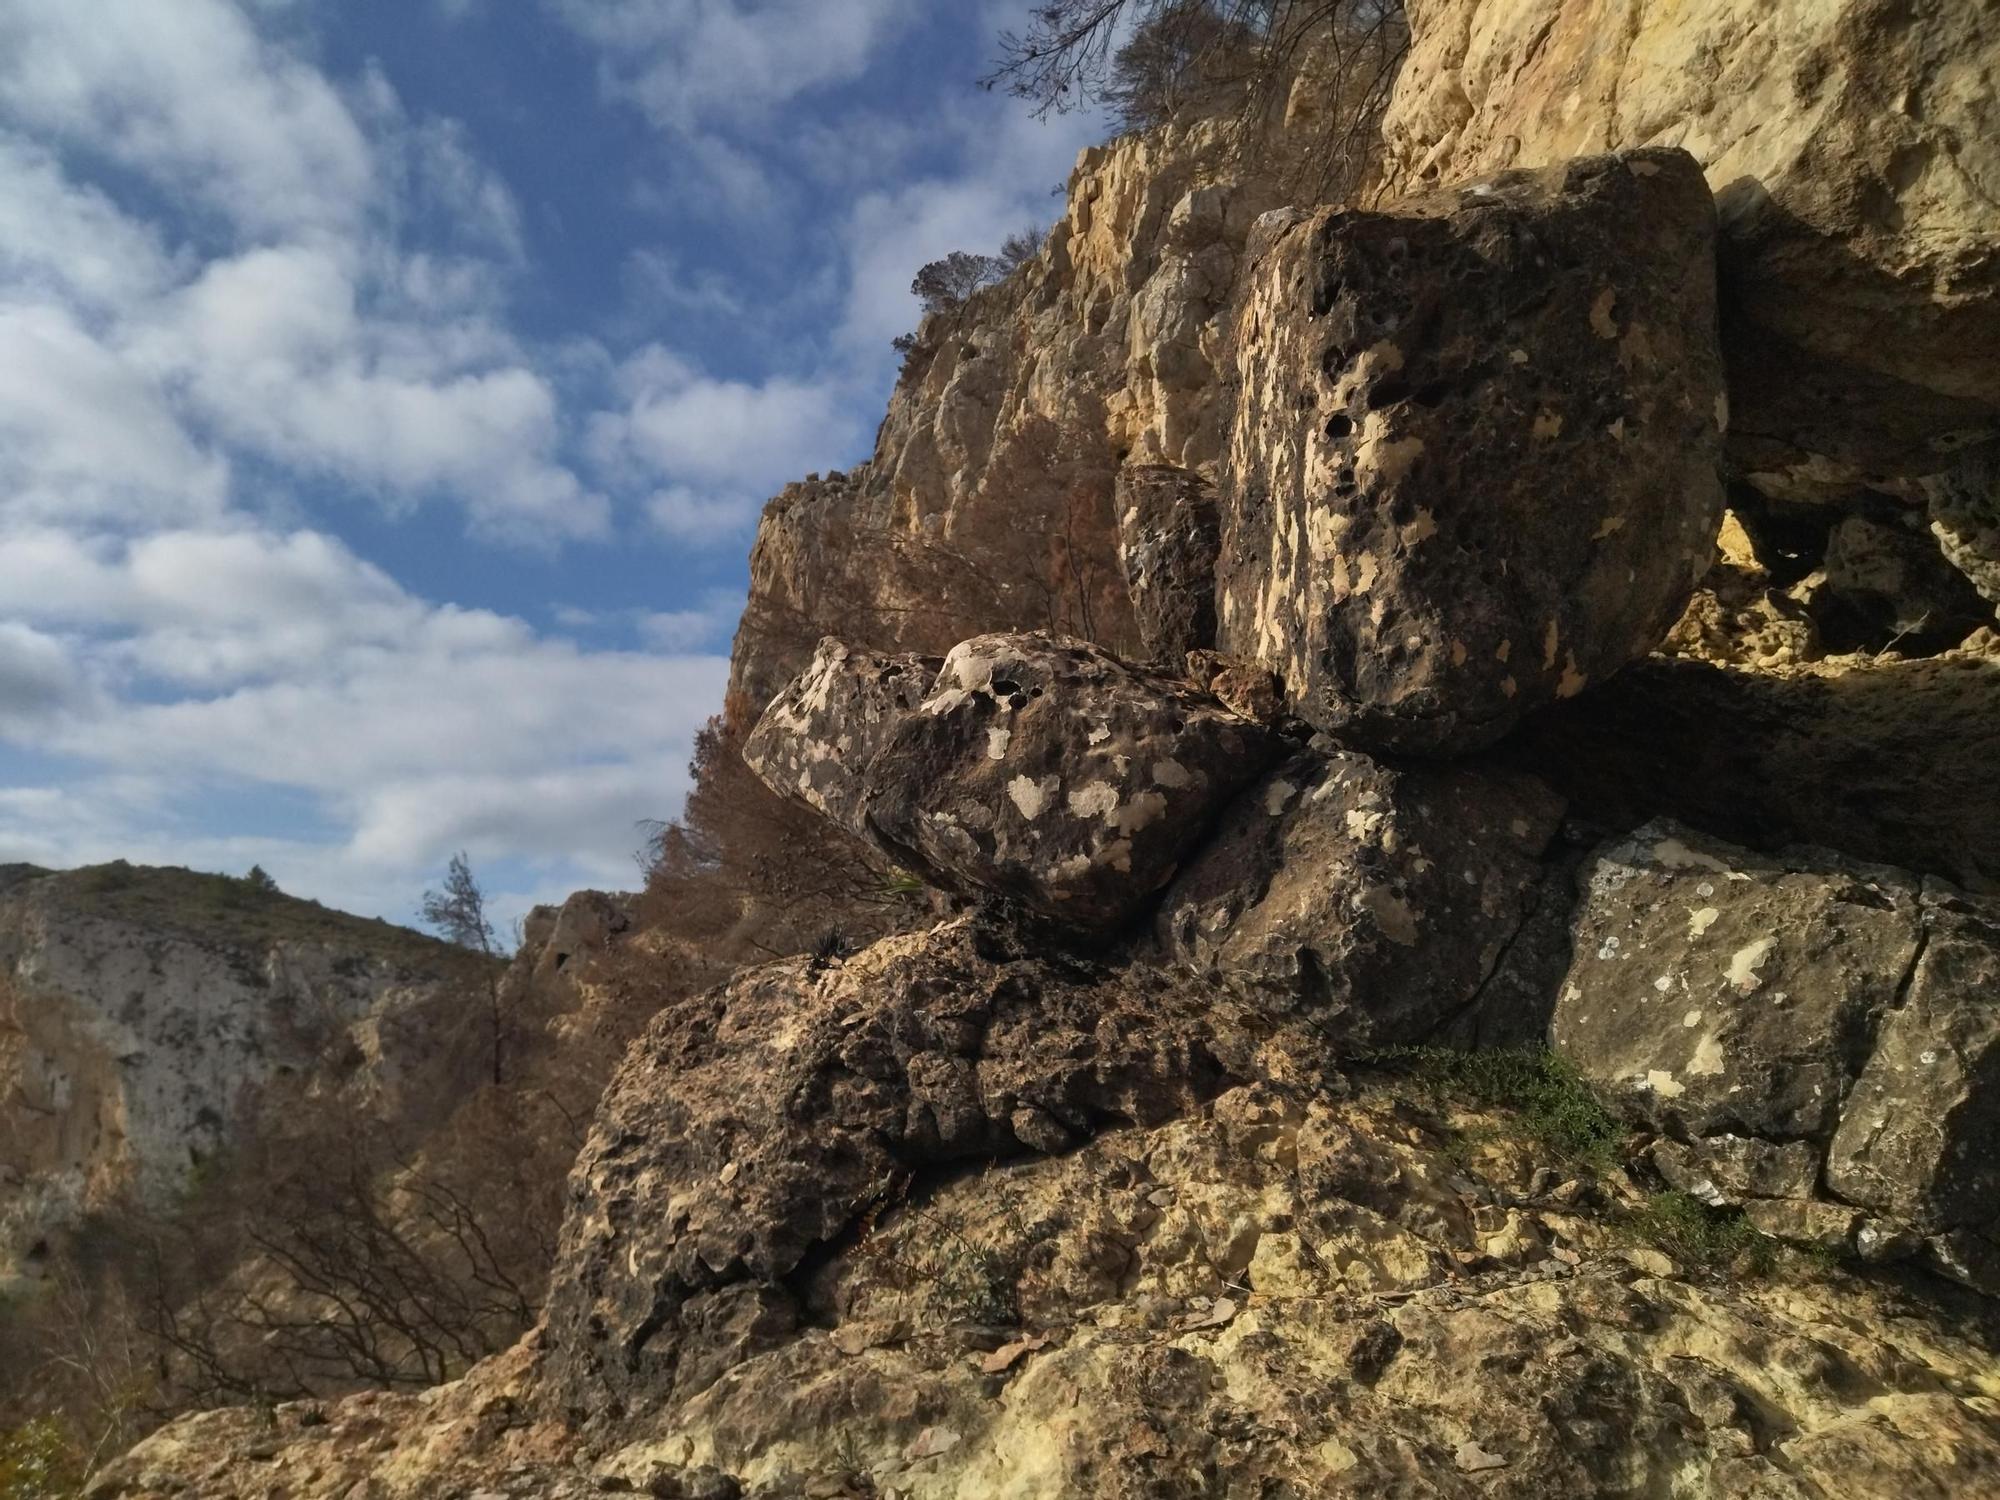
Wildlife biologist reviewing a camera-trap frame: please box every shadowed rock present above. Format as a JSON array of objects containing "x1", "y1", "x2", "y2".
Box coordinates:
[
  {"x1": 1218, "y1": 148, "x2": 1725, "y2": 754},
  {"x1": 740, "y1": 637, "x2": 942, "y2": 832},
  {"x1": 1115, "y1": 464, "x2": 1221, "y2": 664},
  {"x1": 1154, "y1": 749, "x2": 1564, "y2": 1046}
]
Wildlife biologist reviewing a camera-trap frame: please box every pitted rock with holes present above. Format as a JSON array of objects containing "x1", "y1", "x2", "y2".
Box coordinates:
[
  {"x1": 740, "y1": 637, "x2": 942, "y2": 833},
  {"x1": 858, "y1": 633, "x2": 1277, "y2": 931},
  {"x1": 1153, "y1": 750, "x2": 1564, "y2": 1046},
  {"x1": 1218, "y1": 148, "x2": 1725, "y2": 754}
]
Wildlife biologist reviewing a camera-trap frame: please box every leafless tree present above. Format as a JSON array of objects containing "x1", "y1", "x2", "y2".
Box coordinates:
[{"x1": 420, "y1": 853, "x2": 507, "y2": 1084}]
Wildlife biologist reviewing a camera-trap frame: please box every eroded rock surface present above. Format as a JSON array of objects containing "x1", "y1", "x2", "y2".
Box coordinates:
[
  {"x1": 746, "y1": 632, "x2": 1277, "y2": 932},
  {"x1": 92, "y1": 1082, "x2": 2000, "y2": 1499},
  {"x1": 1154, "y1": 750, "x2": 1564, "y2": 1045},
  {"x1": 1557, "y1": 820, "x2": 2000, "y2": 1288},
  {"x1": 539, "y1": 915, "x2": 1246, "y2": 1422},
  {"x1": 1382, "y1": 0, "x2": 2000, "y2": 495},
  {"x1": 1218, "y1": 148, "x2": 1725, "y2": 753},
  {"x1": 740, "y1": 638, "x2": 943, "y2": 832}
]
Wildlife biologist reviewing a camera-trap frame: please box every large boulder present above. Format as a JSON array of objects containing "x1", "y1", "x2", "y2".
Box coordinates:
[
  {"x1": 1115, "y1": 464, "x2": 1222, "y2": 664},
  {"x1": 1218, "y1": 148, "x2": 1725, "y2": 754},
  {"x1": 1555, "y1": 820, "x2": 1921, "y2": 1142},
  {"x1": 1556, "y1": 819, "x2": 2000, "y2": 1290},
  {"x1": 740, "y1": 637, "x2": 942, "y2": 832},
  {"x1": 1381, "y1": 0, "x2": 2000, "y2": 497},
  {"x1": 539, "y1": 915, "x2": 1245, "y2": 1420},
  {"x1": 1154, "y1": 750, "x2": 1565, "y2": 1046},
  {"x1": 746, "y1": 632, "x2": 1277, "y2": 933},
  {"x1": 1828, "y1": 888, "x2": 2000, "y2": 1252}
]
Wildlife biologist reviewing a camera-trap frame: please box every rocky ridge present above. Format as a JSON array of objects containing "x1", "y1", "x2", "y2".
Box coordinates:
[
  {"x1": 82, "y1": 0, "x2": 2000, "y2": 1494},
  {"x1": 0, "y1": 863, "x2": 489, "y2": 1292}
]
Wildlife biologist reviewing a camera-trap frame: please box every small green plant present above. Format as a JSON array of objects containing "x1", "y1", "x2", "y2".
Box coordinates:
[
  {"x1": 0, "y1": 1417, "x2": 83, "y2": 1500},
  {"x1": 867, "y1": 1204, "x2": 1017, "y2": 1328},
  {"x1": 1359, "y1": 1047, "x2": 1628, "y2": 1170},
  {"x1": 1627, "y1": 1191, "x2": 1773, "y2": 1275}
]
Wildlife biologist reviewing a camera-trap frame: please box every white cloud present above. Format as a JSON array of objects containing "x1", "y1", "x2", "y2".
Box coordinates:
[
  {"x1": 547, "y1": 0, "x2": 918, "y2": 131},
  {"x1": 0, "y1": 0, "x2": 374, "y2": 239},
  {"x1": 587, "y1": 346, "x2": 866, "y2": 541},
  {"x1": 0, "y1": 303, "x2": 232, "y2": 528}
]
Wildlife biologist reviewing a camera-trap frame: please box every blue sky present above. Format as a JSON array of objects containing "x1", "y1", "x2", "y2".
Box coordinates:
[{"x1": 0, "y1": 0, "x2": 1107, "y2": 931}]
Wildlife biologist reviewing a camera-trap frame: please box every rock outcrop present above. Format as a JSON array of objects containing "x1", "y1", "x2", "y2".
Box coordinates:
[
  {"x1": 1555, "y1": 821, "x2": 2000, "y2": 1290},
  {"x1": 91, "y1": 1077, "x2": 2000, "y2": 1498},
  {"x1": 1219, "y1": 148, "x2": 1726, "y2": 752},
  {"x1": 0, "y1": 863, "x2": 485, "y2": 1289},
  {"x1": 1381, "y1": 0, "x2": 2000, "y2": 497},
  {"x1": 539, "y1": 915, "x2": 1247, "y2": 1421}
]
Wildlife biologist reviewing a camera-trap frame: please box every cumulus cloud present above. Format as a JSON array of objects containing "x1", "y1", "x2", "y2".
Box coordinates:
[
  {"x1": 0, "y1": 0, "x2": 374, "y2": 239},
  {"x1": 546, "y1": 0, "x2": 919, "y2": 131}
]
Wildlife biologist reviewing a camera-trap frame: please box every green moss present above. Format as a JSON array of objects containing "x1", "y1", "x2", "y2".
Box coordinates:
[
  {"x1": 1358, "y1": 1047, "x2": 1629, "y2": 1171},
  {"x1": 1627, "y1": 1191, "x2": 1775, "y2": 1275}
]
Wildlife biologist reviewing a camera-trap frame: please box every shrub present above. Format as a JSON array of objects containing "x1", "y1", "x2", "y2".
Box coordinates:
[{"x1": 1358, "y1": 1047, "x2": 1628, "y2": 1170}]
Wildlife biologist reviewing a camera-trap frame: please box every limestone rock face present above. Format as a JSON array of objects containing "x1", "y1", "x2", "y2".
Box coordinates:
[
  {"x1": 539, "y1": 916, "x2": 1240, "y2": 1421},
  {"x1": 1556, "y1": 821, "x2": 1921, "y2": 1142},
  {"x1": 93, "y1": 1081, "x2": 2000, "y2": 1500},
  {"x1": 729, "y1": 126, "x2": 1288, "y2": 717},
  {"x1": 1114, "y1": 464, "x2": 1221, "y2": 664},
  {"x1": 1218, "y1": 148, "x2": 1725, "y2": 753},
  {"x1": 0, "y1": 865, "x2": 484, "y2": 1290},
  {"x1": 739, "y1": 638, "x2": 942, "y2": 833},
  {"x1": 1381, "y1": 0, "x2": 2000, "y2": 495},
  {"x1": 1154, "y1": 750, "x2": 1564, "y2": 1045}
]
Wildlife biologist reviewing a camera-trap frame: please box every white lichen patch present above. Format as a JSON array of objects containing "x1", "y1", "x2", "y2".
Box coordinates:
[
  {"x1": 1152, "y1": 759, "x2": 1192, "y2": 790},
  {"x1": 1531, "y1": 409, "x2": 1564, "y2": 441},
  {"x1": 1068, "y1": 781, "x2": 1122, "y2": 820},
  {"x1": 1589, "y1": 288, "x2": 1620, "y2": 339},
  {"x1": 1264, "y1": 779, "x2": 1300, "y2": 815},
  {"x1": 987, "y1": 728, "x2": 1012, "y2": 761},
  {"x1": 1399, "y1": 509, "x2": 1438, "y2": 547},
  {"x1": 1008, "y1": 776, "x2": 1053, "y2": 821},
  {"x1": 1688, "y1": 1034, "x2": 1726, "y2": 1077},
  {"x1": 1594, "y1": 515, "x2": 1627, "y2": 540},
  {"x1": 1543, "y1": 619, "x2": 1560, "y2": 670},
  {"x1": 1645, "y1": 1069, "x2": 1685, "y2": 1098},
  {"x1": 1726, "y1": 938, "x2": 1777, "y2": 993},
  {"x1": 1688, "y1": 906, "x2": 1720, "y2": 938},
  {"x1": 1557, "y1": 656, "x2": 1588, "y2": 698}
]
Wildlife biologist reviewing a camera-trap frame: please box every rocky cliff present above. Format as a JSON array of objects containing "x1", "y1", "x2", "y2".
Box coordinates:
[
  {"x1": 0, "y1": 863, "x2": 487, "y2": 1291},
  {"x1": 82, "y1": 1, "x2": 2000, "y2": 1495}
]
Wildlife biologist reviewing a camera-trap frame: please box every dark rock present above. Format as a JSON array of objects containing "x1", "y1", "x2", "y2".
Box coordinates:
[
  {"x1": 1217, "y1": 148, "x2": 1725, "y2": 754},
  {"x1": 1116, "y1": 465, "x2": 1221, "y2": 664},
  {"x1": 1554, "y1": 820, "x2": 1922, "y2": 1141},
  {"x1": 860, "y1": 633, "x2": 1275, "y2": 931},
  {"x1": 1153, "y1": 750, "x2": 1563, "y2": 1046},
  {"x1": 1924, "y1": 443, "x2": 2000, "y2": 609},
  {"x1": 741, "y1": 638, "x2": 942, "y2": 832},
  {"x1": 1504, "y1": 647, "x2": 2000, "y2": 895},
  {"x1": 540, "y1": 916, "x2": 1244, "y2": 1421},
  {"x1": 1827, "y1": 888, "x2": 2000, "y2": 1241}
]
